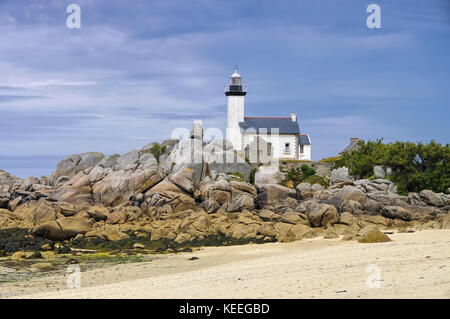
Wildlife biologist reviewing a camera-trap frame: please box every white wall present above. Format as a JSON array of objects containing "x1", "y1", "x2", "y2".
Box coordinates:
[
  {"x1": 243, "y1": 133, "x2": 298, "y2": 159},
  {"x1": 299, "y1": 144, "x2": 311, "y2": 161}
]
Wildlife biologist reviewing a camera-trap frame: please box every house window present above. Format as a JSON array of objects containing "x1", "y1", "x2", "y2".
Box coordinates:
[
  {"x1": 300, "y1": 145, "x2": 304, "y2": 154},
  {"x1": 284, "y1": 143, "x2": 290, "y2": 153}
]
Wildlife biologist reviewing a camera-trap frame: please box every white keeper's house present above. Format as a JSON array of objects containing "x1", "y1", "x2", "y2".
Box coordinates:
[{"x1": 225, "y1": 69, "x2": 312, "y2": 161}]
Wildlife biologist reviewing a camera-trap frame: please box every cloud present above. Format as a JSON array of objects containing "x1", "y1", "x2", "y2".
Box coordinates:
[
  {"x1": 0, "y1": 95, "x2": 47, "y2": 103},
  {"x1": 0, "y1": 0, "x2": 448, "y2": 170}
]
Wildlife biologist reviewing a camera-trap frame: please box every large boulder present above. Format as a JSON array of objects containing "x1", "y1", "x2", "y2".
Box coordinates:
[
  {"x1": 168, "y1": 168, "x2": 195, "y2": 194},
  {"x1": 381, "y1": 206, "x2": 411, "y2": 221},
  {"x1": 166, "y1": 139, "x2": 204, "y2": 184},
  {"x1": 296, "y1": 183, "x2": 313, "y2": 200},
  {"x1": 209, "y1": 189, "x2": 231, "y2": 205},
  {"x1": 373, "y1": 165, "x2": 386, "y2": 179},
  {"x1": 20, "y1": 176, "x2": 39, "y2": 191},
  {"x1": 224, "y1": 195, "x2": 255, "y2": 212},
  {"x1": 107, "y1": 209, "x2": 129, "y2": 225},
  {"x1": 199, "y1": 180, "x2": 232, "y2": 204},
  {"x1": 92, "y1": 167, "x2": 162, "y2": 206},
  {"x1": 290, "y1": 224, "x2": 316, "y2": 240},
  {"x1": 230, "y1": 181, "x2": 257, "y2": 198},
  {"x1": 97, "y1": 154, "x2": 120, "y2": 168},
  {"x1": 339, "y1": 212, "x2": 359, "y2": 226},
  {"x1": 76, "y1": 152, "x2": 105, "y2": 172},
  {"x1": 87, "y1": 205, "x2": 110, "y2": 221},
  {"x1": 14, "y1": 200, "x2": 63, "y2": 226},
  {"x1": 358, "y1": 230, "x2": 391, "y2": 243},
  {"x1": 33, "y1": 217, "x2": 93, "y2": 240},
  {"x1": 199, "y1": 199, "x2": 221, "y2": 214},
  {"x1": 257, "y1": 209, "x2": 281, "y2": 222},
  {"x1": 148, "y1": 179, "x2": 184, "y2": 194},
  {"x1": 114, "y1": 150, "x2": 140, "y2": 171},
  {"x1": 281, "y1": 210, "x2": 310, "y2": 225},
  {"x1": 179, "y1": 211, "x2": 217, "y2": 238},
  {"x1": 273, "y1": 222, "x2": 296, "y2": 242},
  {"x1": 419, "y1": 190, "x2": 445, "y2": 207},
  {"x1": 143, "y1": 191, "x2": 197, "y2": 216},
  {"x1": 331, "y1": 167, "x2": 353, "y2": 184},
  {"x1": 53, "y1": 153, "x2": 104, "y2": 178},
  {"x1": 256, "y1": 184, "x2": 296, "y2": 208},
  {"x1": 336, "y1": 186, "x2": 366, "y2": 205},
  {"x1": 304, "y1": 201, "x2": 339, "y2": 227}
]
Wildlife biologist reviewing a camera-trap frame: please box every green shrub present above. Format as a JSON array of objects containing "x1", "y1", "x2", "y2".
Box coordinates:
[
  {"x1": 336, "y1": 139, "x2": 450, "y2": 194},
  {"x1": 300, "y1": 164, "x2": 315, "y2": 179},
  {"x1": 280, "y1": 165, "x2": 325, "y2": 188},
  {"x1": 302, "y1": 175, "x2": 329, "y2": 188},
  {"x1": 149, "y1": 143, "x2": 166, "y2": 163},
  {"x1": 282, "y1": 168, "x2": 303, "y2": 187}
]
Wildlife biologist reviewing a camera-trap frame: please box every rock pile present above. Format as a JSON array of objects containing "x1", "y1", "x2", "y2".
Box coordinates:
[{"x1": 0, "y1": 138, "x2": 449, "y2": 254}]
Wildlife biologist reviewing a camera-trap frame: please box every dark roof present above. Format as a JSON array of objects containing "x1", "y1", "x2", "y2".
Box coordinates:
[
  {"x1": 298, "y1": 135, "x2": 310, "y2": 145},
  {"x1": 239, "y1": 117, "x2": 300, "y2": 134},
  {"x1": 340, "y1": 139, "x2": 361, "y2": 154}
]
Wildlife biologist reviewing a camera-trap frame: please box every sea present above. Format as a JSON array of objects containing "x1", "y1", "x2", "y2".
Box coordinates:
[{"x1": 0, "y1": 155, "x2": 64, "y2": 179}]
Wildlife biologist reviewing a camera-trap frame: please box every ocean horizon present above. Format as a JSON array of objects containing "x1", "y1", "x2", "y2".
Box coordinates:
[{"x1": 0, "y1": 155, "x2": 64, "y2": 179}]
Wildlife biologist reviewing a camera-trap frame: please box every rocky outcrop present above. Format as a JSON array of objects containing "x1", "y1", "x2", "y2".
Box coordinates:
[
  {"x1": 0, "y1": 170, "x2": 23, "y2": 188},
  {"x1": 0, "y1": 129, "x2": 449, "y2": 252},
  {"x1": 53, "y1": 152, "x2": 105, "y2": 178}
]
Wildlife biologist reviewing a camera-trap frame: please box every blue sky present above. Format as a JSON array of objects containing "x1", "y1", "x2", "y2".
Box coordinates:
[{"x1": 0, "y1": 0, "x2": 449, "y2": 178}]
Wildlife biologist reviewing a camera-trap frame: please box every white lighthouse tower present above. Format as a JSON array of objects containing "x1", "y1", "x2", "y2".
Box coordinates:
[{"x1": 226, "y1": 68, "x2": 246, "y2": 151}]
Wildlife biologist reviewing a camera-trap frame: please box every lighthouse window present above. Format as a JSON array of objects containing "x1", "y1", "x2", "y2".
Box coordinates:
[
  {"x1": 300, "y1": 145, "x2": 304, "y2": 154},
  {"x1": 284, "y1": 143, "x2": 290, "y2": 153}
]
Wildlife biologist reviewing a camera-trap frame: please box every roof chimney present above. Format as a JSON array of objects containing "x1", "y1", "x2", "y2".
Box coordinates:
[
  {"x1": 290, "y1": 113, "x2": 297, "y2": 122},
  {"x1": 350, "y1": 137, "x2": 360, "y2": 143}
]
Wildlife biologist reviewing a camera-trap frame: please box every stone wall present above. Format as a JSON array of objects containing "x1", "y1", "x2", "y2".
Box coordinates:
[{"x1": 279, "y1": 160, "x2": 333, "y2": 179}]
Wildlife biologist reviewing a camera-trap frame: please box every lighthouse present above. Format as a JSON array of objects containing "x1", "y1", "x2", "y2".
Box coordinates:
[
  {"x1": 225, "y1": 68, "x2": 247, "y2": 151},
  {"x1": 224, "y1": 68, "x2": 312, "y2": 161}
]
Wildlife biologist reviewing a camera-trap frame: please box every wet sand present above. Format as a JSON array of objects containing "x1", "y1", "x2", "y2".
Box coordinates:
[{"x1": 3, "y1": 229, "x2": 450, "y2": 299}]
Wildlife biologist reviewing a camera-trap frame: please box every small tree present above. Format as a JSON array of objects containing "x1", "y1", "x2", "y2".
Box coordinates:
[{"x1": 149, "y1": 143, "x2": 167, "y2": 163}]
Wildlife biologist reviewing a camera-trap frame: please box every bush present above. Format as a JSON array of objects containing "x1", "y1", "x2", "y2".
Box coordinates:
[
  {"x1": 281, "y1": 165, "x2": 325, "y2": 188},
  {"x1": 336, "y1": 139, "x2": 450, "y2": 194},
  {"x1": 149, "y1": 143, "x2": 166, "y2": 163},
  {"x1": 300, "y1": 164, "x2": 315, "y2": 179},
  {"x1": 303, "y1": 175, "x2": 329, "y2": 188}
]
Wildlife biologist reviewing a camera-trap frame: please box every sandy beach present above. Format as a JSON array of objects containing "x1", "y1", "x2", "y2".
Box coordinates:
[{"x1": 2, "y1": 229, "x2": 450, "y2": 299}]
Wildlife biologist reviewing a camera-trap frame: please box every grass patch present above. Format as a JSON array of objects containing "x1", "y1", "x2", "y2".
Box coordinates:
[{"x1": 319, "y1": 155, "x2": 342, "y2": 163}]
